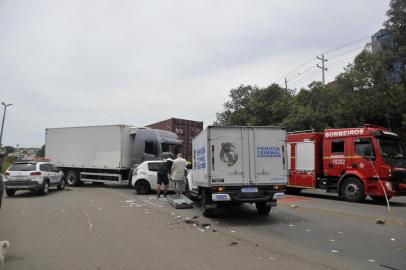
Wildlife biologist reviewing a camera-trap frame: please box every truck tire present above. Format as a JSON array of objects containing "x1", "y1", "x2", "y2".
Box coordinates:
[
  {"x1": 6, "y1": 189, "x2": 16, "y2": 197},
  {"x1": 371, "y1": 196, "x2": 391, "y2": 204},
  {"x1": 40, "y1": 180, "x2": 50, "y2": 195},
  {"x1": 135, "y1": 180, "x2": 151, "y2": 195},
  {"x1": 57, "y1": 178, "x2": 66, "y2": 190},
  {"x1": 340, "y1": 177, "x2": 365, "y2": 203},
  {"x1": 200, "y1": 189, "x2": 214, "y2": 217},
  {"x1": 255, "y1": 202, "x2": 271, "y2": 215},
  {"x1": 66, "y1": 171, "x2": 82, "y2": 186}
]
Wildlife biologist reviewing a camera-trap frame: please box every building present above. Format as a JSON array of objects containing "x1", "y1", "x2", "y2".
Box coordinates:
[
  {"x1": 146, "y1": 118, "x2": 203, "y2": 161},
  {"x1": 371, "y1": 29, "x2": 404, "y2": 81}
]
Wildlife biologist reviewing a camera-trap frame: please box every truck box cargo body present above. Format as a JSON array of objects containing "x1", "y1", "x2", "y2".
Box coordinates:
[
  {"x1": 45, "y1": 125, "x2": 182, "y2": 186},
  {"x1": 287, "y1": 125, "x2": 406, "y2": 202},
  {"x1": 46, "y1": 125, "x2": 132, "y2": 170},
  {"x1": 188, "y1": 126, "x2": 287, "y2": 216}
]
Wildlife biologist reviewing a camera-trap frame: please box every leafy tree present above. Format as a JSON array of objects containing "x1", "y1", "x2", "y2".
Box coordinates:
[
  {"x1": 4, "y1": 146, "x2": 15, "y2": 154},
  {"x1": 37, "y1": 145, "x2": 45, "y2": 157}
]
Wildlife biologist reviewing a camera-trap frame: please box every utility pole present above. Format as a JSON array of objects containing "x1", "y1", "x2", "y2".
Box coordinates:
[
  {"x1": 0, "y1": 102, "x2": 13, "y2": 148},
  {"x1": 284, "y1": 78, "x2": 288, "y2": 90},
  {"x1": 317, "y1": 53, "x2": 328, "y2": 85}
]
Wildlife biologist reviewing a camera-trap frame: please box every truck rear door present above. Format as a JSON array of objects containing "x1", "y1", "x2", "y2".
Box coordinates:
[
  {"x1": 254, "y1": 128, "x2": 287, "y2": 185},
  {"x1": 210, "y1": 127, "x2": 247, "y2": 186}
]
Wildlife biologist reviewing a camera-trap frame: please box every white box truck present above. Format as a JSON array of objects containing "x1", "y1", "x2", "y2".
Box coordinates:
[
  {"x1": 45, "y1": 125, "x2": 182, "y2": 186},
  {"x1": 187, "y1": 126, "x2": 287, "y2": 216}
]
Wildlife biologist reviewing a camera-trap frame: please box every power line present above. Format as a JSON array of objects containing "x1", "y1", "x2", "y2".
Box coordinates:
[
  {"x1": 275, "y1": 57, "x2": 317, "y2": 83},
  {"x1": 324, "y1": 35, "x2": 371, "y2": 54},
  {"x1": 327, "y1": 45, "x2": 366, "y2": 60}
]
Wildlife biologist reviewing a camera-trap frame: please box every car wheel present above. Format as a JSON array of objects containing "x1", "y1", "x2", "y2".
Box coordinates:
[
  {"x1": 6, "y1": 189, "x2": 16, "y2": 197},
  {"x1": 341, "y1": 177, "x2": 365, "y2": 203},
  {"x1": 66, "y1": 171, "x2": 82, "y2": 186},
  {"x1": 371, "y1": 196, "x2": 391, "y2": 204},
  {"x1": 135, "y1": 180, "x2": 151, "y2": 195},
  {"x1": 41, "y1": 181, "x2": 50, "y2": 195},
  {"x1": 200, "y1": 188, "x2": 214, "y2": 217},
  {"x1": 255, "y1": 202, "x2": 271, "y2": 215},
  {"x1": 57, "y1": 178, "x2": 66, "y2": 190}
]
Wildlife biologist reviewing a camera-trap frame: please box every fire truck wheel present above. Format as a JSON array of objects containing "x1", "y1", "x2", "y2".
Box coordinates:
[
  {"x1": 341, "y1": 177, "x2": 365, "y2": 203},
  {"x1": 370, "y1": 196, "x2": 391, "y2": 204}
]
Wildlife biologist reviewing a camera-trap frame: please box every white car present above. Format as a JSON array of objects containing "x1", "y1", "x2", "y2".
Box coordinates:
[
  {"x1": 4, "y1": 160, "x2": 65, "y2": 196},
  {"x1": 131, "y1": 160, "x2": 177, "y2": 194}
]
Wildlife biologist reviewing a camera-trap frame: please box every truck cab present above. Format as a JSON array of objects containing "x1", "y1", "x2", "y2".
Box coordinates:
[{"x1": 288, "y1": 125, "x2": 406, "y2": 202}]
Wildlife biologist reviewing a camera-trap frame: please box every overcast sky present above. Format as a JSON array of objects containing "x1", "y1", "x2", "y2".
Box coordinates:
[{"x1": 0, "y1": 0, "x2": 390, "y2": 147}]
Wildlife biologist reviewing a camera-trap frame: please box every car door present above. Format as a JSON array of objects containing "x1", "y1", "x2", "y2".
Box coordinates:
[
  {"x1": 39, "y1": 164, "x2": 50, "y2": 182},
  {"x1": 49, "y1": 164, "x2": 61, "y2": 184}
]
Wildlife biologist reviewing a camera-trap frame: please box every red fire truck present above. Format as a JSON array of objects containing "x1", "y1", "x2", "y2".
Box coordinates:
[{"x1": 287, "y1": 125, "x2": 406, "y2": 202}]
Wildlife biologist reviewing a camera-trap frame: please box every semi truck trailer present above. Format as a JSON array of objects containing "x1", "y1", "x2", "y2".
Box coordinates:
[
  {"x1": 187, "y1": 126, "x2": 287, "y2": 216},
  {"x1": 45, "y1": 125, "x2": 182, "y2": 186},
  {"x1": 287, "y1": 125, "x2": 406, "y2": 202}
]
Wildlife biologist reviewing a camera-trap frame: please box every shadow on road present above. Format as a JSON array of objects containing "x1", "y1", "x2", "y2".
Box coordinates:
[
  {"x1": 4, "y1": 189, "x2": 65, "y2": 199},
  {"x1": 291, "y1": 191, "x2": 406, "y2": 207}
]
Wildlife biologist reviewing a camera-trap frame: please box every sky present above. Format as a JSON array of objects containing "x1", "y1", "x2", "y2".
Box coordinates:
[{"x1": 0, "y1": 0, "x2": 390, "y2": 147}]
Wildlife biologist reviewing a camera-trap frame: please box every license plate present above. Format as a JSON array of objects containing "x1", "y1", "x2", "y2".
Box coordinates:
[
  {"x1": 273, "y1": 192, "x2": 285, "y2": 199},
  {"x1": 212, "y1": 193, "x2": 231, "y2": 201},
  {"x1": 241, "y1": 187, "x2": 258, "y2": 193},
  {"x1": 13, "y1": 176, "x2": 28, "y2": 181}
]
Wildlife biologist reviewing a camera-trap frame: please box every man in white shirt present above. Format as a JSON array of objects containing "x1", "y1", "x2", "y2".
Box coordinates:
[{"x1": 171, "y1": 153, "x2": 187, "y2": 194}]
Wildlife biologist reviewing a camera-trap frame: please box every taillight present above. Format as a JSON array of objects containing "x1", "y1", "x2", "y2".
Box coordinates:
[
  {"x1": 30, "y1": 171, "x2": 42, "y2": 176},
  {"x1": 4, "y1": 172, "x2": 10, "y2": 176}
]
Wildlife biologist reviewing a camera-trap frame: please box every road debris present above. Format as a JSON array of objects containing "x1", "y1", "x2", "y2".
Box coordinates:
[
  {"x1": 289, "y1": 224, "x2": 295, "y2": 227},
  {"x1": 368, "y1": 259, "x2": 376, "y2": 263},
  {"x1": 229, "y1": 241, "x2": 238, "y2": 246},
  {"x1": 230, "y1": 230, "x2": 236, "y2": 233},
  {"x1": 306, "y1": 229, "x2": 311, "y2": 232},
  {"x1": 390, "y1": 238, "x2": 396, "y2": 241},
  {"x1": 376, "y1": 219, "x2": 385, "y2": 225},
  {"x1": 290, "y1": 204, "x2": 299, "y2": 208},
  {"x1": 329, "y1": 239, "x2": 336, "y2": 242},
  {"x1": 331, "y1": 249, "x2": 339, "y2": 253}
]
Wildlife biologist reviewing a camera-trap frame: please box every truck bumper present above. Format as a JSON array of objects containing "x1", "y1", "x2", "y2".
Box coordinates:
[
  {"x1": 211, "y1": 186, "x2": 285, "y2": 203},
  {"x1": 5, "y1": 181, "x2": 41, "y2": 190}
]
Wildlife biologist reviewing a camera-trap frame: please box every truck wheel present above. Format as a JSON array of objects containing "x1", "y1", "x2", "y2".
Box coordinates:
[
  {"x1": 340, "y1": 177, "x2": 365, "y2": 203},
  {"x1": 200, "y1": 189, "x2": 214, "y2": 217},
  {"x1": 66, "y1": 171, "x2": 82, "y2": 186},
  {"x1": 6, "y1": 189, "x2": 16, "y2": 197},
  {"x1": 255, "y1": 202, "x2": 271, "y2": 215},
  {"x1": 57, "y1": 178, "x2": 66, "y2": 190},
  {"x1": 371, "y1": 196, "x2": 391, "y2": 204},
  {"x1": 40, "y1": 180, "x2": 50, "y2": 195},
  {"x1": 135, "y1": 180, "x2": 151, "y2": 195}
]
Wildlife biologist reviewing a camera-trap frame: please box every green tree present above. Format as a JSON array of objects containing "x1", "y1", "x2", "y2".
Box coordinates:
[{"x1": 37, "y1": 145, "x2": 45, "y2": 157}]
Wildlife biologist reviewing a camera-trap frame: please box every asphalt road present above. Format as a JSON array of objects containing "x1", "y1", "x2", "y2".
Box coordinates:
[{"x1": 0, "y1": 185, "x2": 405, "y2": 270}]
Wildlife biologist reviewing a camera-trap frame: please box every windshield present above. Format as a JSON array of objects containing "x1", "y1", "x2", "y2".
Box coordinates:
[
  {"x1": 8, "y1": 163, "x2": 36, "y2": 171},
  {"x1": 161, "y1": 143, "x2": 181, "y2": 155},
  {"x1": 378, "y1": 138, "x2": 404, "y2": 158}
]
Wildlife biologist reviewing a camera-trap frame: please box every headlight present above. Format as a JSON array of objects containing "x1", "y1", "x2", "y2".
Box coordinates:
[{"x1": 385, "y1": 181, "x2": 394, "y2": 192}]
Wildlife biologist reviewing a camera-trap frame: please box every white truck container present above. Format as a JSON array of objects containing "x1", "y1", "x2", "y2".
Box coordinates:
[
  {"x1": 46, "y1": 125, "x2": 182, "y2": 186},
  {"x1": 187, "y1": 126, "x2": 287, "y2": 216}
]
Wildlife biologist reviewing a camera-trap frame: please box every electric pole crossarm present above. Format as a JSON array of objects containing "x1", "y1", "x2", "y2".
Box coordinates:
[{"x1": 316, "y1": 53, "x2": 328, "y2": 85}]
